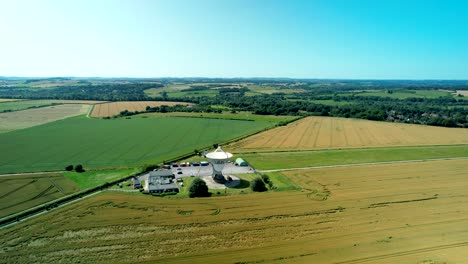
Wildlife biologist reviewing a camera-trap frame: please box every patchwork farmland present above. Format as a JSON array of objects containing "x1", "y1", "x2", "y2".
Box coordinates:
[
  {"x1": 0, "y1": 99, "x2": 103, "y2": 113},
  {"x1": 2, "y1": 159, "x2": 468, "y2": 263},
  {"x1": 0, "y1": 104, "x2": 90, "y2": 133},
  {"x1": 230, "y1": 116, "x2": 468, "y2": 152},
  {"x1": 90, "y1": 101, "x2": 191, "y2": 117}
]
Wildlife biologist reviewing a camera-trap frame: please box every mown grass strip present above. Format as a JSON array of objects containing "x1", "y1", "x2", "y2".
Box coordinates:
[{"x1": 242, "y1": 145, "x2": 468, "y2": 170}]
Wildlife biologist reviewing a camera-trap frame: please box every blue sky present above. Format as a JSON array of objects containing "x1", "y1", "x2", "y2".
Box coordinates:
[{"x1": 1, "y1": 0, "x2": 467, "y2": 79}]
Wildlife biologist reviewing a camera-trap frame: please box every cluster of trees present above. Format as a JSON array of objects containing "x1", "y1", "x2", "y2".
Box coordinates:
[
  {"x1": 189, "y1": 178, "x2": 210, "y2": 198},
  {"x1": 251, "y1": 174, "x2": 274, "y2": 192},
  {"x1": 0, "y1": 83, "x2": 161, "y2": 101},
  {"x1": 65, "y1": 164, "x2": 84, "y2": 173}
]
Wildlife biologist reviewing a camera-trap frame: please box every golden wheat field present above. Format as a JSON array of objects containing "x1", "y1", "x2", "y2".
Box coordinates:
[
  {"x1": 1, "y1": 159, "x2": 467, "y2": 263},
  {"x1": 230, "y1": 116, "x2": 468, "y2": 152},
  {"x1": 90, "y1": 101, "x2": 191, "y2": 117}
]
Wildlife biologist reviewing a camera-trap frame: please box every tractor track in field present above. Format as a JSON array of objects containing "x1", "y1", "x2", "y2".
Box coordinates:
[
  {"x1": 258, "y1": 156, "x2": 468, "y2": 173},
  {"x1": 0, "y1": 179, "x2": 37, "y2": 199},
  {"x1": 335, "y1": 241, "x2": 468, "y2": 263}
]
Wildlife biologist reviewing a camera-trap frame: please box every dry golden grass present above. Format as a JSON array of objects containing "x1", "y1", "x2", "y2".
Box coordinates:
[
  {"x1": 1, "y1": 159, "x2": 467, "y2": 263},
  {"x1": 0, "y1": 98, "x2": 22, "y2": 103},
  {"x1": 456, "y1": 90, "x2": 468, "y2": 96},
  {"x1": 0, "y1": 104, "x2": 90, "y2": 133},
  {"x1": 230, "y1": 116, "x2": 468, "y2": 152},
  {"x1": 90, "y1": 101, "x2": 191, "y2": 117}
]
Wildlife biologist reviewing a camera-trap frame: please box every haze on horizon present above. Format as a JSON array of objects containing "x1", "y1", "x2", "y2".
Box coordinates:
[{"x1": 1, "y1": 0, "x2": 468, "y2": 80}]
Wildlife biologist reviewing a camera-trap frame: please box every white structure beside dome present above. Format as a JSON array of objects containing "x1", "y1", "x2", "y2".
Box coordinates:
[{"x1": 205, "y1": 146, "x2": 233, "y2": 183}]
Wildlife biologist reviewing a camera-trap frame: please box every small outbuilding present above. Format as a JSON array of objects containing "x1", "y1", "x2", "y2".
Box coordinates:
[
  {"x1": 235, "y1": 158, "x2": 248, "y2": 166},
  {"x1": 132, "y1": 178, "x2": 141, "y2": 189}
]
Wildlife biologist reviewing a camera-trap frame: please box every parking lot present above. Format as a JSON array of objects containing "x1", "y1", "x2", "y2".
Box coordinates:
[
  {"x1": 170, "y1": 162, "x2": 254, "y2": 178},
  {"x1": 138, "y1": 162, "x2": 255, "y2": 182}
]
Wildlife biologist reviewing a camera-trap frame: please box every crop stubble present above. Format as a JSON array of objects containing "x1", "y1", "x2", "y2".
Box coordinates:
[{"x1": 231, "y1": 116, "x2": 468, "y2": 152}]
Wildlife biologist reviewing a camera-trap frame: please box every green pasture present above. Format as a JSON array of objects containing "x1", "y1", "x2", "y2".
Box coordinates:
[
  {"x1": 246, "y1": 84, "x2": 305, "y2": 95},
  {"x1": 0, "y1": 100, "x2": 60, "y2": 112},
  {"x1": 241, "y1": 145, "x2": 468, "y2": 170},
  {"x1": 0, "y1": 116, "x2": 272, "y2": 174},
  {"x1": 140, "y1": 111, "x2": 298, "y2": 123},
  {"x1": 64, "y1": 168, "x2": 138, "y2": 190}
]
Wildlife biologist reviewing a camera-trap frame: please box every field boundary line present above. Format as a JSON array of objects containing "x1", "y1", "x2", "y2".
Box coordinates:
[
  {"x1": 233, "y1": 144, "x2": 468, "y2": 154},
  {"x1": 0, "y1": 171, "x2": 64, "y2": 177},
  {"x1": 258, "y1": 156, "x2": 468, "y2": 172},
  {"x1": 87, "y1": 104, "x2": 95, "y2": 118}
]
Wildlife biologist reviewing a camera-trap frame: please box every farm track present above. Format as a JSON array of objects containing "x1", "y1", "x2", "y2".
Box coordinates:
[{"x1": 0, "y1": 185, "x2": 56, "y2": 211}]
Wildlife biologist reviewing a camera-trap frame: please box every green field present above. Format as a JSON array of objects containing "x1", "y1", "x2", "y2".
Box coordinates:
[
  {"x1": 344, "y1": 89, "x2": 452, "y2": 99},
  {"x1": 0, "y1": 100, "x2": 61, "y2": 112},
  {"x1": 240, "y1": 145, "x2": 468, "y2": 170},
  {"x1": 0, "y1": 115, "x2": 272, "y2": 173},
  {"x1": 64, "y1": 169, "x2": 138, "y2": 190},
  {"x1": 140, "y1": 111, "x2": 298, "y2": 123},
  {"x1": 0, "y1": 173, "x2": 79, "y2": 218},
  {"x1": 145, "y1": 84, "x2": 220, "y2": 98}
]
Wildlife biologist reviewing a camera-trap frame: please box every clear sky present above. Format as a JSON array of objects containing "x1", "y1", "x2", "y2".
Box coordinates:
[{"x1": 1, "y1": 0, "x2": 468, "y2": 79}]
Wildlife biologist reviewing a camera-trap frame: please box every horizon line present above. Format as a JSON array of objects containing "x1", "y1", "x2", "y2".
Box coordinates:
[{"x1": 2, "y1": 76, "x2": 468, "y2": 82}]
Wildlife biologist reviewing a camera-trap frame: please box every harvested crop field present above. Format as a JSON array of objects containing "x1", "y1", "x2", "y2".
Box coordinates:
[
  {"x1": 90, "y1": 101, "x2": 191, "y2": 117},
  {"x1": 1, "y1": 159, "x2": 467, "y2": 263},
  {"x1": 0, "y1": 104, "x2": 90, "y2": 133},
  {"x1": 456, "y1": 90, "x2": 468, "y2": 96},
  {"x1": 230, "y1": 116, "x2": 468, "y2": 152},
  {"x1": 0, "y1": 173, "x2": 79, "y2": 219}
]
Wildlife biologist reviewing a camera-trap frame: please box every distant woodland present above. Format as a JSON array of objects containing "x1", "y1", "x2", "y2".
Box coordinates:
[{"x1": 0, "y1": 77, "x2": 467, "y2": 128}]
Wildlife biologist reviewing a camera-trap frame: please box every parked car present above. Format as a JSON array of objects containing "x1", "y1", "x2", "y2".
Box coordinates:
[
  {"x1": 177, "y1": 171, "x2": 183, "y2": 174},
  {"x1": 192, "y1": 162, "x2": 200, "y2": 166},
  {"x1": 200, "y1": 161, "x2": 209, "y2": 166},
  {"x1": 172, "y1": 163, "x2": 179, "y2": 167}
]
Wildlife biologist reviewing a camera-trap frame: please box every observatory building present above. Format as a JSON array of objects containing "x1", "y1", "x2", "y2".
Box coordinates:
[{"x1": 205, "y1": 146, "x2": 233, "y2": 183}]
